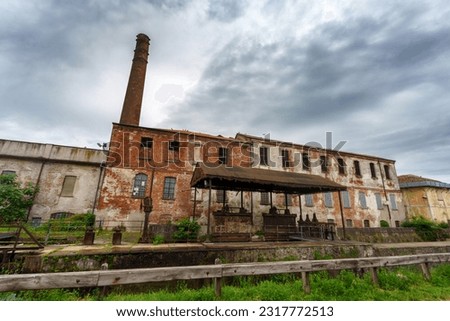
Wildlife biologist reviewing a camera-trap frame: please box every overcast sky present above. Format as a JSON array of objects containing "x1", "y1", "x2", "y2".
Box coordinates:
[{"x1": 1, "y1": 0, "x2": 449, "y2": 182}]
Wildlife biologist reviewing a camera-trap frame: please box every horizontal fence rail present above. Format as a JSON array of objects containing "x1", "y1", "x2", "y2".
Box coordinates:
[{"x1": 0, "y1": 253, "x2": 449, "y2": 295}]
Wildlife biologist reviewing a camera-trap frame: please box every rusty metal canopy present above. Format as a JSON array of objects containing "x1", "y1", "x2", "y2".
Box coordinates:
[{"x1": 190, "y1": 163, "x2": 346, "y2": 194}]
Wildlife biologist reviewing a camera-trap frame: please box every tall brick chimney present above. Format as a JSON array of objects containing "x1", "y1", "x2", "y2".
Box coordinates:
[{"x1": 119, "y1": 33, "x2": 150, "y2": 126}]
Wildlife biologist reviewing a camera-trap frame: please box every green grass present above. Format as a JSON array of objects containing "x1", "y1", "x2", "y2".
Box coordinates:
[{"x1": 2, "y1": 264, "x2": 450, "y2": 301}]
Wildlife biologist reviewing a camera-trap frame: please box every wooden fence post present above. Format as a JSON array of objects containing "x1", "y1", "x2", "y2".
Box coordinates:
[
  {"x1": 370, "y1": 267, "x2": 379, "y2": 287},
  {"x1": 301, "y1": 271, "x2": 311, "y2": 294},
  {"x1": 214, "y1": 258, "x2": 222, "y2": 298},
  {"x1": 420, "y1": 262, "x2": 431, "y2": 281}
]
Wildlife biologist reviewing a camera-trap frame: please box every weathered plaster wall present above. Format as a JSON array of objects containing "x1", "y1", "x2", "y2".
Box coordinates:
[
  {"x1": 402, "y1": 187, "x2": 450, "y2": 223},
  {"x1": 238, "y1": 135, "x2": 405, "y2": 229},
  {"x1": 0, "y1": 139, "x2": 105, "y2": 221}
]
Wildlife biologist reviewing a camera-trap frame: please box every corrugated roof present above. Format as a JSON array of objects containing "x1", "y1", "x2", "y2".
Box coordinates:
[
  {"x1": 399, "y1": 174, "x2": 450, "y2": 189},
  {"x1": 190, "y1": 163, "x2": 346, "y2": 194}
]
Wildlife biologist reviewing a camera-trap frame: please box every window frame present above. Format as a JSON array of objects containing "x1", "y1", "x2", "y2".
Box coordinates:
[
  {"x1": 305, "y1": 194, "x2": 314, "y2": 207},
  {"x1": 162, "y1": 177, "x2": 176, "y2": 200},
  {"x1": 140, "y1": 137, "x2": 153, "y2": 148},
  {"x1": 340, "y1": 191, "x2": 351, "y2": 208},
  {"x1": 169, "y1": 140, "x2": 180, "y2": 151},
  {"x1": 389, "y1": 193, "x2": 398, "y2": 210},
  {"x1": 337, "y1": 158, "x2": 346, "y2": 175},
  {"x1": 375, "y1": 192, "x2": 384, "y2": 210},
  {"x1": 259, "y1": 146, "x2": 269, "y2": 166},
  {"x1": 260, "y1": 192, "x2": 270, "y2": 205},
  {"x1": 354, "y1": 160, "x2": 361, "y2": 177},
  {"x1": 370, "y1": 162, "x2": 377, "y2": 179},
  {"x1": 132, "y1": 173, "x2": 148, "y2": 198},
  {"x1": 218, "y1": 147, "x2": 228, "y2": 165},
  {"x1": 324, "y1": 192, "x2": 333, "y2": 208},
  {"x1": 61, "y1": 175, "x2": 77, "y2": 197},
  {"x1": 358, "y1": 191, "x2": 368, "y2": 209},
  {"x1": 302, "y1": 153, "x2": 310, "y2": 170},
  {"x1": 320, "y1": 155, "x2": 328, "y2": 173},
  {"x1": 384, "y1": 165, "x2": 391, "y2": 180}
]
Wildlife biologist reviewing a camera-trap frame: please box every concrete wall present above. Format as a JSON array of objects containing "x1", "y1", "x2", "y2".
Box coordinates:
[{"x1": 0, "y1": 139, "x2": 106, "y2": 221}]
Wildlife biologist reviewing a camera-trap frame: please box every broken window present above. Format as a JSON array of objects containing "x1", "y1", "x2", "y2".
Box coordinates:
[
  {"x1": 132, "y1": 173, "x2": 147, "y2": 198},
  {"x1": 281, "y1": 149, "x2": 290, "y2": 167},
  {"x1": 61, "y1": 175, "x2": 77, "y2": 197},
  {"x1": 169, "y1": 141, "x2": 180, "y2": 151},
  {"x1": 364, "y1": 220, "x2": 370, "y2": 228},
  {"x1": 302, "y1": 153, "x2": 310, "y2": 170},
  {"x1": 140, "y1": 137, "x2": 153, "y2": 148},
  {"x1": 354, "y1": 160, "x2": 361, "y2": 177},
  {"x1": 163, "y1": 177, "x2": 176, "y2": 200},
  {"x1": 140, "y1": 137, "x2": 153, "y2": 161},
  {"x1": 218, "y1": 147, "x2": 228, "y2": 165},
  {"x1": 370, "y1": 162, "x2": 377, "y2": 178},
  {"x1": 320, "y1": 156, "x2": 328, "y2": 173},
  {"x1": 337, "y1": 158, "x2": 346, "y2": 175},
  {"x1": 384, "y1": 165, "x2": 391, "y2": 180},
  {"x1": 260, "y1": 147, "x2": 269, "y2": 166}
]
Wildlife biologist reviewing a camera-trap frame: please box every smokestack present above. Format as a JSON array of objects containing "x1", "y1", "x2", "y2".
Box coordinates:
[{"x1": 119, "y1": 33, "x2": 150, "y2": 126}]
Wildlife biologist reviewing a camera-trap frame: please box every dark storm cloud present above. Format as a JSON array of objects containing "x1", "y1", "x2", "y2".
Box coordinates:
[
  {"x1": 1, "y1": 0, "x2": 450, "y2": 182},
  {"x1": 207, "y1": 0, "x2": 246, "y2": 22},
  {"x1": 158, "y1": 1, "x2": 450, "y2": 181}
]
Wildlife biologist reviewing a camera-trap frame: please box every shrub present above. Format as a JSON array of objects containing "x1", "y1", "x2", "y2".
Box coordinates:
[
  {"x1": 172, "y1": 218, "x2": 200, "y2": 242},
  {"x1": 401, "y1": 216, "x2": 449, "y2": 241},
  {"x1": 39, "y1": 213, "x2": 95, "y2": 232},
  {"x1": 152, "y1": 234, "x2": 164, "y2": 245},
  {"x1": 380, "y1": 220, "x2": 390, "y2": 227}
]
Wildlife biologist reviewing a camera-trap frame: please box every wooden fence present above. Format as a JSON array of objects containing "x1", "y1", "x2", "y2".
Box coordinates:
[{"x1": 0, "y1": 253, "x2": 449, "y2": 297}]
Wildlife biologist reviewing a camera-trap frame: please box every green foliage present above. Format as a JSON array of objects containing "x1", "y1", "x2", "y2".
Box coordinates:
[
  {"x1": 437, "y1": 222, "x2": 449, "y2": 229},
  {"x1": 313, "y1": 251, "x2": 333, "y2": 260},
  {"x1": 380, "y1": 220, "x2": 390, "y2": 227},
  {"x1": 0, "y1": 174, "x2": 38, "y2": 223},
  {"x1": 152, "y1": 234, "x2": 164, "y2": 245},
  {"x1": 85, "y1": 212, "x2": 96, "y2": 227},
  {"x1": 38, "y1": 213, "x2": 95, "y2": 232},
  {"x1": 401, "y1": 216, "x2": 449, "y2": 241},
  {"x1": 172, "y1": 218, "x2": 200, "y2": 241}
]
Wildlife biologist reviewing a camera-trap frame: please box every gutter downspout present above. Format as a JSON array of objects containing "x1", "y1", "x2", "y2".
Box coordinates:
[
  {"x1": 338, "y1": 191, "x2": 346, "y2": 240},
  {"x1": 27, "y1": 160, "x2": 46, "y2": 222},
  {"x1": 378, "y1": 161, "x2": 392, "y2": 223}
]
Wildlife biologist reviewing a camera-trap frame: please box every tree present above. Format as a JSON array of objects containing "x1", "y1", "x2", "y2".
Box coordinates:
[{"x1": 0, "y1": 174, "x2": 38, "y2": 223}]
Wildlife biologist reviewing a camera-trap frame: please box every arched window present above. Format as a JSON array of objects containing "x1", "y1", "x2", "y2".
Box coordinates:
[{"x1": 132, "y1": 173, "x2": 147, "y2": 198}]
